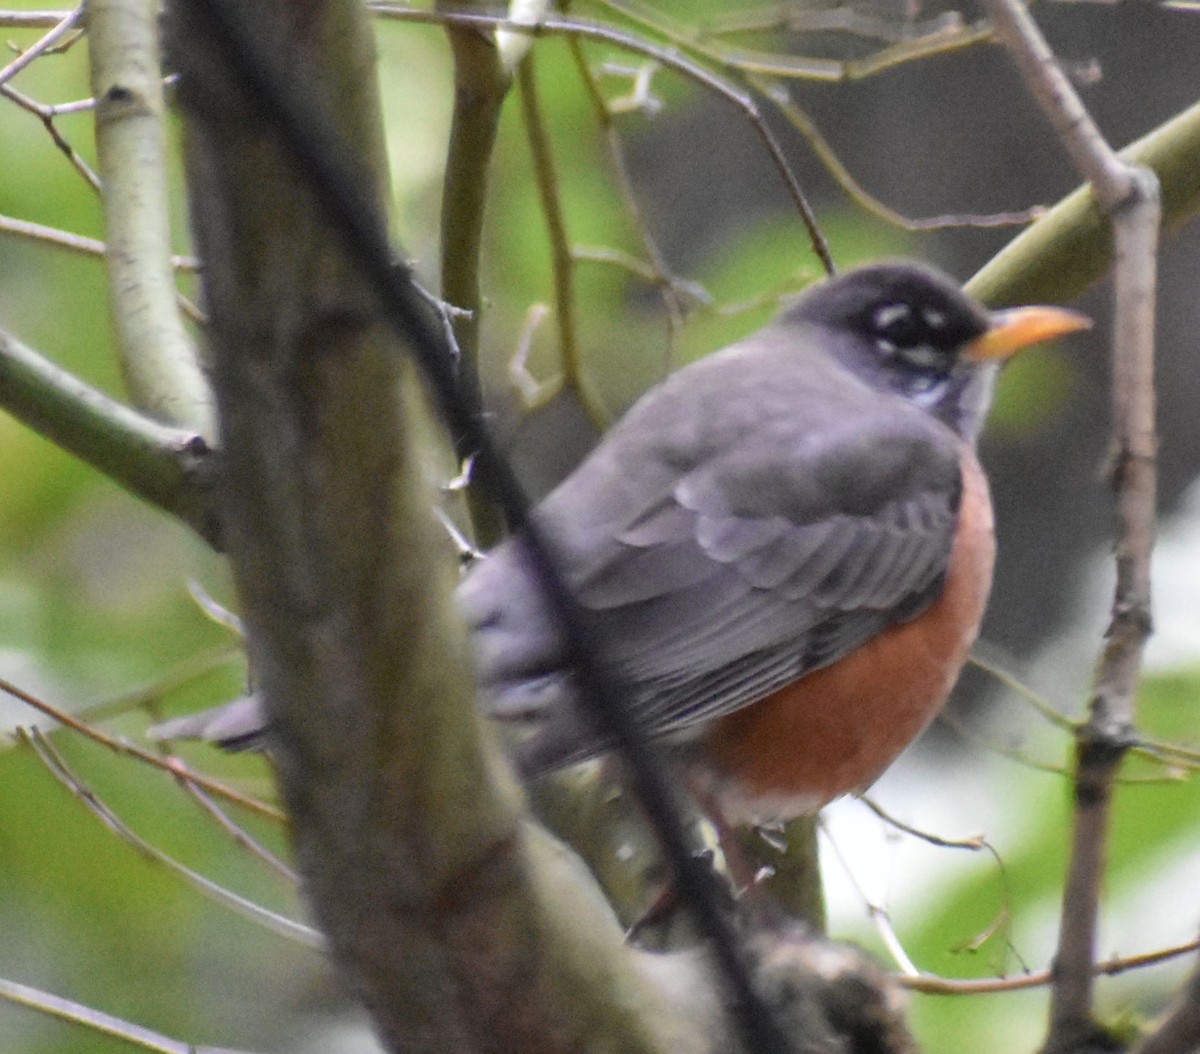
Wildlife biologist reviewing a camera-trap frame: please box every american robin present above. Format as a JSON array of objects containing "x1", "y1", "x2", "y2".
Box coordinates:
[{"x1": 153, "y1": 262, "x2": 1089, "y2": 825}]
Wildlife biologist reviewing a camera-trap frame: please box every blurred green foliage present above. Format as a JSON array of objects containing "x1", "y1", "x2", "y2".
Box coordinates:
[{"x1": 0, "y1": 4, "x2": 1198, "y2": 1053}]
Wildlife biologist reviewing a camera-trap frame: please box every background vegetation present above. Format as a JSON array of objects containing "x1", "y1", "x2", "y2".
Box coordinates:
[{"x1": 1, "y1": 1, "x2": 1199, "y2": 1051}]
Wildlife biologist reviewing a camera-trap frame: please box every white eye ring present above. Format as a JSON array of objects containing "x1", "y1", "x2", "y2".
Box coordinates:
[
  {"x1": 873, "y1": 303, "x2": 911, "y2": 331},
  {"x1": 876, "y1": 339, "x2": 897, "y2": 357},
  {"x1": 922, "y1": 307, "x2": 946, "y2": 329}
]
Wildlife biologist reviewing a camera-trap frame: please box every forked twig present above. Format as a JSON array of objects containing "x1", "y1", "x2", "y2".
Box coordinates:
[
  {"x1": 567, "y1": 39, "x2": 703, "y2": 359},
  {"x1": 0, "y1": 675, "x2": 284, "y2": 822},
  {"x1": 593, "y1": 0, "x2": 1039, "y2": 231},
  {"x1": 178, "y1": 780, "x2": 298, "y2": 884},
  {"x1": 0, "y1": 82, "x2": 101, "y2": 189},
  {"x1": 368, "y1": 3, "x2": 836, "y2": 276},
  {"x1": 855, "y1": 797, "x2": 1019, "y2": 975},
  {"x1": 0, "y1": 5, "x2": 83, "y2": 88},
  {"x1": 18, "y1": 727, "x2": 320, "y2": 947},
  {"x1": 818, "y1": 817, "x2": 922, "y2": 977}
]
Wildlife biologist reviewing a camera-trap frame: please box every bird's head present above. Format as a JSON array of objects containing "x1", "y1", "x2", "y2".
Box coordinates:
[{"x1": 788, "y1": 262, "x2": 1091, "y2": 439}]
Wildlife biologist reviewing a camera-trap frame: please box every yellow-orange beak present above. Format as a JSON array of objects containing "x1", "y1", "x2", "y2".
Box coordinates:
[{"x1": 965, "y1": 305, "x2": 1092, "y2": 363}]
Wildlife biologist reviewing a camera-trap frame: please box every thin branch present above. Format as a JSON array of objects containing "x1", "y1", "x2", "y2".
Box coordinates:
[
  {"x1": 966, "y1": 94, "x2": 1200, "y2": 311},
  {"x1": 0, "y1": 214, "x2": 199, "y2": 271},
  {"x1": 0, "y1": 11, "x2": 73, "y2": 28},
  {"x1": 983, "y1": 3, "x2": 1161, "y2": 1049},
  {"x1": 73, "y1": 646, "x2": 241, "y2": 723},
  {"x1": 858, "y1": 795, "x2": 1020, "y2": 976},
  {"x1": 0, "y1": 675, "x2": 284, "y2": 823},
  {"x1": 901, "y1": 937, "x2": 1200, "y2": 996},
  {"x1": 857, "y1": 796, "x2": 988, "y2": 853},
  {"x1": 0, "y1": 5, "x2": 83, "y2": 88},
  {"x1": 970, "y1": 651, "x2": 1200, "y2": 775},
  {"x1": 19, "y1": 728, "x2": 322, "y2": 947},
  {"x1": 86, "y1": 0, "x2": 213, "y2": 433},
  {"x1": 178, "y1": 780, "x2": 299, "y2": 885},
  {"x1": 598, "y1": 0, "x2": 993, "y2": 82},
  {"x1": 0, "y1": 975, "x2": 253, "y2": 1054},
  {"x1": 435, "y1": 0, "x2": 512, "y2": 549},
  {"x1": 507, "y1": 301, "x2": 562, "y2": 406},
  {"x1": 592, "y1": 0, "x2": 1036, "y2": 232},
  {"x1": 699, "y1": 4, "x2": 968, "y2": 43},
  {"x1": 0, "y1": 214, "x2": 206, "y2": 323},
  {"x1": 0, "y1": 325, "x2": 219, "y2": 543},
  {"x1": 986, "y1": 1, "x2": 1133, "y2": 205},
  {"x1": 819, "y1": 817, "x2": 921, "y2": 977},
  {"x1": 567, "y1": 37, "x2": 699, "y2": 361},
  {"x1": 370, "y1": 4, "x2": 836, "y2": 277},
  {"x1": 746, "y1": 72, "x2": 1046, "y2": 231},
  {"x1": 517, "y1": 52, "x2": 608, "y2": 427},
  {"x1": 0, "y1": 82, "x2": 102, "y2": 189}
]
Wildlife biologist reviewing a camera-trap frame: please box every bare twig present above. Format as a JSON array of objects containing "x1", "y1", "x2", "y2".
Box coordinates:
[
  {"x1": 902, "y1": 935, "x2": 1200, "y2": 996},
  {"x1": 0, "y1": 675, "x2": 284, "y2": 823},
  {"x1": 747, "y1": 72, "x2": 1046, "y2": 231},
  {"x1": 598, "y1": 0, "x2": 992, "y2": 82},
  {"x1": 857, "y1": 796, "x2": 988, "y2": 853},
  {"x1": 0, "y1": 82, "x2": 102, "y2": 189},
  {"x1": 567, "y1": 38, "x2": 700, "y2": 360},
  {"x1": 507, "y1": 301, "x2": 560, "y2": 405},
  {"x1": 983, "y1": 2, "x2": 1161, "y2": 1049},
  {"x1": 0, "y1": 11, "x2": 73, "y2": 28},
  {"x1": 819, "y1": 818, "x2": 921, "y2": 977},
  {"x1": 0, "y1": 5, "x2": 82, "y2": 88},
  {"x1": 369, "y1": 4, "x2": 836, "y2": 277},
  {"x1": 75, "y1": 647, "x2": 242, "y2": 725},
  {"x1": 970, "y1": 651, "x2": 1200, "y2": 774},
  {"x1": 0, "y1": 214, "x2": 206, "y2": 323},
  {"x1": 517, "y1": 53, "x2": 608, "y2": 426},
  {"x1": 0, "y1": 214, "x2": 199, "y2": 271},
  {"x1": 19, "y1": 728, "x2": 321, "y2": 946},
  {"x1": 178, "y1": 780, "x2": 299, "y2": 884},
  {"x1": 699, "y1": 4, "x2": 966, "y2": 43},
  {"x1": 967, "y1": 86, "x2": 1200, "y2": 310},
  {"x1": 0, "y1": 975, "x2": 253, "y2": 1054},
  {"x1": 593, "y1": 0, "x2": 1038, "y2": 232}
]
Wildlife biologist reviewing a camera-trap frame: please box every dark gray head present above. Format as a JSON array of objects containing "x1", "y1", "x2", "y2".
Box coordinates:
[{"x1": 781, "y1": 262, "x2": 1089, "y2": 440}]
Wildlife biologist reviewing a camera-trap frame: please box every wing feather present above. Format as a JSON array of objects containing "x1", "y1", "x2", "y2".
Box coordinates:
[{"x1": 460, "y1": 343, "x2": 969, "y2": 774}]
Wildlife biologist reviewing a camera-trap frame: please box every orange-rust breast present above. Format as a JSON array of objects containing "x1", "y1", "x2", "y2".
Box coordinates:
[{"x1": 700, "y1": 450, "x2": 996, "y2": 823}]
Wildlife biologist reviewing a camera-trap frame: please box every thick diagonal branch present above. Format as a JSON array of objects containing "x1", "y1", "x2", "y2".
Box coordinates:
[{"x1": 168, "y1": 1, "x2": 706, "y2": 1051}]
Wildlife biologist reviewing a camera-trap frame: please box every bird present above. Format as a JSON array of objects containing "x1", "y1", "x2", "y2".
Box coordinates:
[{"x1": 152, "y1": 262, "x2": 1089, "y2": 826}]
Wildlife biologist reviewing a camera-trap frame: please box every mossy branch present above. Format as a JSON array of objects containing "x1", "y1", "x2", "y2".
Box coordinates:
[{"x1": 967, "y1": 97, "x2": 1200, "y2": 307}]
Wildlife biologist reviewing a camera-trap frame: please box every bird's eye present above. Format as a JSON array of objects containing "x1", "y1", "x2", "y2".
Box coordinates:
[{"x1": 871, "y1": 303, "x2": 924, "y2": 348}]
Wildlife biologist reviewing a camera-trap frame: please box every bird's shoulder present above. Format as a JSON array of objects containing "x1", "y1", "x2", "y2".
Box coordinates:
[{"x1": 540, "y1": 326, "x2": 964, "y2": 548}]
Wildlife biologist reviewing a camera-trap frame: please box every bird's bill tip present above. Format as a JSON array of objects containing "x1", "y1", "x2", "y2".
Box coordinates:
[{"x1": 965, "y1": 306, "x2": 1092, "y2": 362}]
